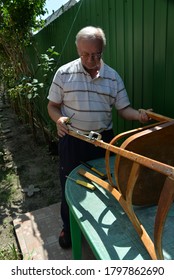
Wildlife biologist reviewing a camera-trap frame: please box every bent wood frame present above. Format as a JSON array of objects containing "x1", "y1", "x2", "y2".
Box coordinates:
[{"x1": 68, "y1": 111, "x2": 174, "y2": 259}]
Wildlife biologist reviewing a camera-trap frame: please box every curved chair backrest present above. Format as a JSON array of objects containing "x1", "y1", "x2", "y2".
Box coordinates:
[{"x1": 114, "y1": 121, "x2": 174, "y2": 205}]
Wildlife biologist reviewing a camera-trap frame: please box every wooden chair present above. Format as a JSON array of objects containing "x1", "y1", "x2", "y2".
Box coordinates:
[{"x1": 69, "y1": 111, "x2": 174, "y2": 259}]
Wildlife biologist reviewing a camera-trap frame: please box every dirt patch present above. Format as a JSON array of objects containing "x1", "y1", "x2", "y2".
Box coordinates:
[{"x1": 0, "y1": 99, "x2": 61, "y2": 256}]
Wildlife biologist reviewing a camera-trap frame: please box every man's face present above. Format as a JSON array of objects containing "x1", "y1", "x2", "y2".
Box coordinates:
[{"x1": 77, "y1": 39, "x2": 103, "y2": 70}]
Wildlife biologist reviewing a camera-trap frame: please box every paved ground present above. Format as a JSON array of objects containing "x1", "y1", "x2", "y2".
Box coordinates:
[{"x1": 13, "y1": 202, "x2": 95, "y2": 260}]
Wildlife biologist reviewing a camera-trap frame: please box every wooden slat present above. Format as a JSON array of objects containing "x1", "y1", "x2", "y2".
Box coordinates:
[{"x1": 154, "y1": 177, "x2": 174, "y2": 259}]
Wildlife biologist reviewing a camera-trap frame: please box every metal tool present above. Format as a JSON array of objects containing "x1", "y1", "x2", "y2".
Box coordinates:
[
  {"x1": 65, "y1": 113, "x2": 75, "y2": 125},
  {"x1": 66, "y1": 176, "x2": 95, "y2": 190},
  {"x1": 88, "y1": 131, "x2": 102, "y2": 140},
  {"x1": 80, "y1": 161, "x2": 107, "y2": 179}
]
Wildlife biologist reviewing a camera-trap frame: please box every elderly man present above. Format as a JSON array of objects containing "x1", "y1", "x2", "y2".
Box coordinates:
[{"x1": 47, "y1": 26, "x2": 149, "y2": 249}]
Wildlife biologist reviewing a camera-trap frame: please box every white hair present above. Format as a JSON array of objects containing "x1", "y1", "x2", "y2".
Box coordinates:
[{"x1": 75, "y1": 26, "x2": 106, "y2": 47}]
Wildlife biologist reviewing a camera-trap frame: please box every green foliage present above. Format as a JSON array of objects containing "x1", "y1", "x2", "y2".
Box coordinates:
[
  {"x1": 0, "y1": 0, "x2": 47, "y2": 84},
  {"x1": 0, "y1": 145, "x2": 19, "y2": 206},
  {"x1": 8, "y1": 46, "x2": 59, "y2": 101},
  {"x1": 0, "y1": 0, "x2": 47, "y2": 41},
  {"x1": 8, "y1": 76, "x2": 44, "y2": 100},
  {"x1": 0, "y1": 243, "x2": 21, "y2": 260},
  {"x1": 39, "y1": 47, "x2": 59, "y2": 76},
  {"x1": 6, "y1": 46, "x2": 59, "y2": 139},
  {"x1": 0, "y1": 1, "x2": 60, "y2": 142}
]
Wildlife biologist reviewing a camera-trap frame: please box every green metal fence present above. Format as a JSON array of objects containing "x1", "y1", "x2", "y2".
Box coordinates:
[{"x1": 29, "y1": 0, "x2": 174, "y2": 134}]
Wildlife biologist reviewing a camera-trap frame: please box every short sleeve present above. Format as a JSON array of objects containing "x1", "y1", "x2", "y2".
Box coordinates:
[
  {"x1": 47, "y1": 70, "x2": 63, "y2": 103},
  {"x1": 114, "y1": 75, "x2": 130, "y2": 110}
]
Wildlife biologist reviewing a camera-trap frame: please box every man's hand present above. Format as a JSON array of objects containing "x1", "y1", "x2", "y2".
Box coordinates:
[
  {"x1": 47, "y1": 101, "x2": 70, "y2": 137},
  {"x1": 138, "y1": 109, "x2": 153, "y2": 123},
  {"x1": 56, "y1": 116, "x2": 69, "y2": 137},
  {"x1": 118, "y1": 106, "x2": 152, "y2": 123}
]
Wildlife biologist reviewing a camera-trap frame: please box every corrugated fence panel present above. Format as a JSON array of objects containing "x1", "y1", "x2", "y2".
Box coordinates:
[
  {"x1": 165, "y1": 0, "x2": 174, "y2": 117},
  {"x1": 133, "y1": 0, "x2": 143, "y2": 111},
  {"x1": 153, "y1": 0, "x2": 168, "y2": 114},
  {"x1": 143, "y1": 0, "x2": 155, "y2": 109},
  {"x1": 115, "y1": 0, "x2": 127, "y2": 133},
  {"x1": 29, "y1": 0, "x2": 174, "y2": 135}
]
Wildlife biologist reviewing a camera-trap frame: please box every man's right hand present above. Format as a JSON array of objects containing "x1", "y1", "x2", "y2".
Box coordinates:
[
  {"x1": 47, "y1": 101, "x2": 70, "y2": 138},
  {"x1": 56, "y1": 116, "x2": 69, "y2": 137}
]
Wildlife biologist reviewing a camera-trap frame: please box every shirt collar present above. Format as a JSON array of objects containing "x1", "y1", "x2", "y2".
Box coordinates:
[{"x1": 79, "y1": 58, "x2": 104, "y2": 78}]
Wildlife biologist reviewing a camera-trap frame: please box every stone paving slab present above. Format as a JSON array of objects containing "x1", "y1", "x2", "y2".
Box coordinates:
[
  {"x1": 13, "y1": 202, "x2": 95, "y2": 260},
  {"x1": 13, "y1": 203, "x2": 72, "y2": 260}
]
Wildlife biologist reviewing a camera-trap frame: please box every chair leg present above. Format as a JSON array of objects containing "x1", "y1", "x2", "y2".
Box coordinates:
[{"x1": 154, "y1": 176, "x2": 174, "y2": 259}]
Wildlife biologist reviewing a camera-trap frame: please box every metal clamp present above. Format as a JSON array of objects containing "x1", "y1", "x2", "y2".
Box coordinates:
[
  {"x1": 88, "y1": 131, "x2": 102, "y2": 140},
  {"x1": 68, "y1": 126, "x2": 102, "y2": 141}
]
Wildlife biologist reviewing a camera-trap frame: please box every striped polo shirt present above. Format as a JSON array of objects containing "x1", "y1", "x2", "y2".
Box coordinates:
[{"x1": 47, "y1": 58, "x2": 130, "y2": 133}]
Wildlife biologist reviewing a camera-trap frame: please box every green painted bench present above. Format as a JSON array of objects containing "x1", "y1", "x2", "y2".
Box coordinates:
[{"x1": 65, "y1": 156, "x2": 174, "y2": 260}]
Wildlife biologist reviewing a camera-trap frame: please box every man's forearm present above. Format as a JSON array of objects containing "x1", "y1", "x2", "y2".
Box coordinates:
[
  {"x1": 47, "y1": 102, "x2": 63, "y2": 123},
  {"x1": 118, "y1": 106, "x2": 149, "y2": 123},
  {"x1": 118, "y1": 106, "x2": 139, "y2": 121}
]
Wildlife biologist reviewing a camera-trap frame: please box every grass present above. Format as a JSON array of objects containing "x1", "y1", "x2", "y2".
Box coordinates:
[
  {"x1": 0, "y1": 133, "x2": 21, "y2": 260},
  {"x1": 0, "y1": 183, "x2": 16, "y2": 205},
  {"x1": 0, "y1": 244, "x2": 21, "y2": 260},
  {"x1": 0, "y1": 145, "x2": 19, "y2": 206}
]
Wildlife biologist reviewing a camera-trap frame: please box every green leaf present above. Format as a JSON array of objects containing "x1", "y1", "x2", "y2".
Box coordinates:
[
  {"x1": 27, "y1": 93, "x2": 32, "y2": 99},
  {"x1": 32, "y1": 79, "x2": 38, "y2": 84}
]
